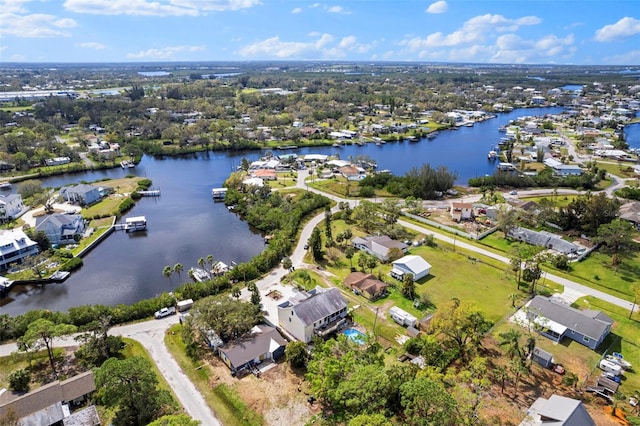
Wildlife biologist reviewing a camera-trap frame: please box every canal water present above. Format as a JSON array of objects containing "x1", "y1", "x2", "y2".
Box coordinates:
[{"x1": 3, "y1": 105, "x2": 614, "y2": 315}]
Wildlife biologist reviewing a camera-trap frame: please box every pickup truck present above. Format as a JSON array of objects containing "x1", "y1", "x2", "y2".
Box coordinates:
[{"x1": 154, "y1": 306, "x2": 176, "y2": 319}]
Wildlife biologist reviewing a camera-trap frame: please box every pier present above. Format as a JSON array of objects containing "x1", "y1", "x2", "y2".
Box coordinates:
[
  {"x1": 138, "y1": 189, "x2": 161, "y2": 197},
  {"x1": 212, "y1": 187, "x2": 228, "y2": 201}
]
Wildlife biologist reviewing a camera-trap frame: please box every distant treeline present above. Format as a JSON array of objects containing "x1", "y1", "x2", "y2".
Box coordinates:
[{"x1": 468, "y1": 167, "x2": 605, "y2": 190}]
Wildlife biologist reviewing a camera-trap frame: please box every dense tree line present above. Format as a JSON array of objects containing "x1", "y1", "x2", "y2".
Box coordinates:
[
  {"x1": 358, "y1": 163, "x2": 458, "y2": 199},
  {"x1": 468, "y1": 168, "x2": 603, "y2": 190}
]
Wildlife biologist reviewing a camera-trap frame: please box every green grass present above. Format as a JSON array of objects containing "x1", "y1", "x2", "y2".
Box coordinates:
[
  {"x1": 518, "y1": 194, "x2": 579, "y2": 208},
  {"x1": 164, "y1": 324, "x2": 264, "y2": 426},
  {"x1": 595, "y1": 161, "x2": 638, "y2": 178}
]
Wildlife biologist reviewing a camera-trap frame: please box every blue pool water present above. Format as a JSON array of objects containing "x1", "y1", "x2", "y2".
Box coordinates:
[{"x1": 343, "y1": 328, "x2": 367, "y2": 345}]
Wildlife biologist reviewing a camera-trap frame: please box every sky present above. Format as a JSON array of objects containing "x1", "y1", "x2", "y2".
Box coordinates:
[{"x1": 1, "y1": 0, "x2": 639, "y2": 65}]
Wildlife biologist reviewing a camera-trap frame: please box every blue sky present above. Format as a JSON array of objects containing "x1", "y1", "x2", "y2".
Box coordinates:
[{"x1": 1, "y1": 0, "x2": 639, "y2": 64}]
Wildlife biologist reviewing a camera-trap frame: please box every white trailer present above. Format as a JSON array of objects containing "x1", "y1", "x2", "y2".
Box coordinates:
[
  {"x1": 176, "y1": 299, "x2": 194, "y2": 312},
  {"x1": 389, "y1": 306, "x2": 417, "y2": 328}
]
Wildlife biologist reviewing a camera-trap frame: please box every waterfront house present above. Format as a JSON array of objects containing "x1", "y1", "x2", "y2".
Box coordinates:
[
  {"x1": 0, "y1": 194, "x2": 24, "y2": 222},
  {"x1": 44, "y1": 156, "x2": 71, "y2": 166},
  {"x1": 60, "y1": 184, "x2": 101, "y2": 206},
  {"x1": 343, "y1": 272, "x2": 388, "y2": 300},
  {"x1": 390, "y1": 255, "x2": 431, "y2": 281},
  {"x1": 35, "y1": 213, "x2": 86, "y2": 246},
  {"x1": 525, "y1": 295, "x2": 613, "y2": 350},
  {"x1": 520, "y1": 394, "x2": 595, "y2": 426},
  {"x1": 338, "y1": 165, "x2": 366, "y2": 180},
  {"x1": 217, "y1": 325, "x2": 287, "y2": 376},
  {"x1": 450, "y1": 202, "x2": 474, "y2": 221},
  {"x1": 251, "y1": 169, "x2": 277, "y2": 181},
  {"x1": 351, "y1": 235, "x2": 407, "y2": 262},
  {"x1": 0, "y1": 229, "x2": 39, "y2": 271},
  {"x1": 277, "y1": 287, "x2": 348, "y2": 343},
  {"x1": 0, "y1": 370, "x2": 99, "y2": 426}
]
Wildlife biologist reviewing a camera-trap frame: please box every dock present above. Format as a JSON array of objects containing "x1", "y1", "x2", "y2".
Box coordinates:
[
  {"x1": 124, "y1": 216, "x2": 147, "y2": 232},
  {"x1": 138, "y1": 189, "x2": 160, "y2": 197},
  {"x1": 212, "y1": 187, "x2": 228, "y2": 201}
]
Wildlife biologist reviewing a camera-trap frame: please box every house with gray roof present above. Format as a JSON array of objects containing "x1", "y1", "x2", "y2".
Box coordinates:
[
  {"x1": 508, "y1": 227, "x2": 580, "y2": 255},
  {"x1": 520, "y1": 394, "x2": 595, "y2": 426},
  {"x1": 35, "y1": 214, "x2": 86, "y2": 246},
  {"x1": 390, "y1": 255, "x2": 432, "y2": 281},
  {"x1": 620, "y1": 201, "x2": 640, "y2": 230},
  {"x1": 60, "y1": 184, "x2": 101, "y2": 206},
  {"x1": 277, "y1": 287, "x2": 348, "y2": 343},
  {"x1": 352, "y1": 235, "x2": 408, "y2": 262},
  {"x1": 217, "y1": 325, "x2": 287, "y2": 376},
  {"x1": 526, "y1": 296, "x2": 613, "y2": 350},
  {"x1": 0, "y1": 194, "x2": 25, "y2": 222},
  {"x1": 0, "y1": 371, "x2": 99, "y2": 426}
]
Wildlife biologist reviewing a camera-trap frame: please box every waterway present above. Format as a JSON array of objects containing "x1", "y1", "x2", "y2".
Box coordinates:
[{"x1": 0, "y1": 106, "x2": 583, "y2": 315}]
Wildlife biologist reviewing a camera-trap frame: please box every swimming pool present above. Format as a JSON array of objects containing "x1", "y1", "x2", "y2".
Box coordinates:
[{"x1": 343, "y1": 328, "x2": 367, "y2": 345}]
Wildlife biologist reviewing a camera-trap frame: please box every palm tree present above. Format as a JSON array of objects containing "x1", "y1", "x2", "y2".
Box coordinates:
[
  {"x1": 206, "y1": 254, "x2": 214, "y2": 271},
  {"x1": 499, "y1": 329, "x2": 523, "y2": 360},
  {"x1": 198, "y1": 257, "x2": 205, "y2": 269},
  {"x1": 173, "y1": 263, "x2": 183, "y2": 282},
  {"x1": 162, "y1": 265, "x2": 173, "y2": 283},
  {"x1": 188, "y1": 268, "x2": 196, "y2": 283}
]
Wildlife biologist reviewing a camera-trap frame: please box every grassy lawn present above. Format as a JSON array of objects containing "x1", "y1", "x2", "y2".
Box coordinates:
[
  {"x1": 306, "y1": 176, "x2": 391, "y2": 199},
  {"x1": 595, "y1": 161, "x2": 638, "y2": 178},
  {"x1": 164, "y1": 324, "x2": 264, "y2": 426},
  {"x1": 518, "y1": 194, "x2": 579, "y2": 208},
  {"x1": 594, "y1": 177, "x2": 614, "y2": 191},
  {"x1": 572, "y1": 296, "x2": 640, "y2": 392},
  {"x1": 80, "y1": 176, "x2": 145, "y2": 218}
]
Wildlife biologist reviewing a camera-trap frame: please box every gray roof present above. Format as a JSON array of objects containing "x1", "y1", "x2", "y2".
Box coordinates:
[
  {"x1": 531, "y1": 346, "x2": 553, "y2": 363},
  {"x1": 509, "y1": 227, "x2": 579, "y2": 254},
  {"x1": 61, "y1": 183, "x2": 98, "y2": 195},
  {"x1": 620, "y1": 201, "x2": 640, "y2": 224},
  {"x1": 219, "y1": 325, "x2": 286, "y2": 369},
  {"x1": 292, "y1": 287, "x2": 348, "y2": 326},
  {"x1": 0, "y1": 194, "x2": 21, "y2": 204},
  {"x1": 35, "y1": 213, "x2": 82, "y2": 230},
  {"x1": 528, "y1": 296, "x2": 613, "y2": 340},
  {"x1": 521, "y1": 394, "x2": 595, "y2": 426}
]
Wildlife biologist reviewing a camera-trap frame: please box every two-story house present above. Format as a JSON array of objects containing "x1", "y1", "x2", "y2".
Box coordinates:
[
  {"x1": 60, "y1": 184, "x2": 101, "y2": 206},
  {"x1": 35, "y1": 214, "x2": 86, "y2": 246},
  {"x1": 0, "y1": 229, "x2": 39, "y2": 271},
  {"x1": 277, "y1": 287, "x2": 348, "y2": 343},
  {"x1": 0, "y1": 194, "x2": 24, "y2": 223},
  {"x1": 352, "y1": 235, "x2": 408, "y2": 262},
  {"x1": 450, "y1": 202, "x2": 474, "y2": 221}
]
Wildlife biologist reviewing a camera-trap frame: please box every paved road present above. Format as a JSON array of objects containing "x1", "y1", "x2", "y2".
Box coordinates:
[{"x1": 0, "y1": 316, "x2": 221, "y2": 426}]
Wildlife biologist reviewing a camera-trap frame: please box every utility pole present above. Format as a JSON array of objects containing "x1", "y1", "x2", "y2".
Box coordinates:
[{"x1": 373, "y1": 307, "x2": 379, "y2": 338}]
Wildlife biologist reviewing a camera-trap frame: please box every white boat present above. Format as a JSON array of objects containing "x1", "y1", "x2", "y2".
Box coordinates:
[
  {"x1": 124, "y1": 216, "x2": 147, "y2": 232},
  {"x1": 607, "y1": 353, "x2": 633, "y2": 370},
  {"x1": 487, "y1": 150, "x2": 498, "y2": 160},
  {"x1": 120, "y1": 160, "x2": 135, "y2": 168},
  {"x1": 0, "y1": 182, "x2": 11, "y2": 189}
]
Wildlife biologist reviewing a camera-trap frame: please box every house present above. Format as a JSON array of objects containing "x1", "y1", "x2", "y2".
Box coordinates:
[
  {"x1": 0, "y1": 370, "x2": 99, "y2": 426},
  {"x1": 251, "y1": 169, "x2": 277, "y2": 181},
  {"x1": 338, "y1": 165, "x2": 366, "y2": 181},
  {"x1": 450, "y1": 202, "x2": 474, "y2": 221},
  {"x1": 520, "y1": 394, "x2": 595, "y2": 426},
  {"x1": 0, "y1": 194, "x2": 25, "y2": 222},
  {"x1": 277, "y1": 287, "x2": 348, "y2": 343},
  {"x1": 60, "y1": 184, "x2": 102, "y2": 206},
  {"x1": 619, "y1": 201, "x2": 640, "y2": 230},
  {"x1": 0, "y1": 229, "x2": 39, "y2": 271},
  {"x1": 390, "y1": 255, "x2": 431, "y2": 281},
  {"x1": 525, "y1": 296, "x2": 613, "y2": 350},
  {"x1": 44, "y1": 156, "x2": 71, "y2": 166},
  {"x1": 217, "y1": 325, "x2": 287, "y2": 376},
  {"x1": 35, "y1": 214, "x2": 86, "y2": 246},
  {"x1": 351, "y1": 235, "x2": 408, "y2": 262},
  {"x1": 508, "y1": 227, "x2": 580, "y2": 255},
  {"x1": 343, "y1": 272, "x2": 388, "y2": 300}
]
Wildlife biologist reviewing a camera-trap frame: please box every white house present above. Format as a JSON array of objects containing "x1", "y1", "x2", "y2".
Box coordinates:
[
  {"x1": 0, "y1": 229, "x2": 39, "y2": 271},
  {"x1": 277, "y1": 287, "x2": 348, "y2": 343},
  {"x1": 450, "y1": 202, "x2": 474, "y2": 221},
  {"x1": 390, "y1": 255, "x2": 431, "y2": 281},
  {"x1": 44, "y1": 157, "x2": 71, "y2": 166},
  {"x1": 0, "y1": 194, "x2": 24, "y2": 222},
  {"x1": 520, "y1": 394, "x2": 595, "y2": 426},
  {"x1": 352, "y1": 235, "x2": 408, "y2": 262}
]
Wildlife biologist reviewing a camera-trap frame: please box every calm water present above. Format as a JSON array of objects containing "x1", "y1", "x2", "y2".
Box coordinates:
[
  {"x1": 625, "y1": 116, "x2": 640, "y2": 150},
  {"x1": 1, "y1": 106, "x2": 574, "y2": 314}
]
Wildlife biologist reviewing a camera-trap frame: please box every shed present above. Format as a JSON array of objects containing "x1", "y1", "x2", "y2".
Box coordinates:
[
  {"x1": 597, "y1": 376, "x2": 620, "y2": 393},
  {"x1": 531, "y1": 347, "x2": 554, "y2": 368}
]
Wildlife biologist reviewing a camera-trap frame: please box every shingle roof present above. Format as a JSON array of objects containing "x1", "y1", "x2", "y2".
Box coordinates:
[
  {"x1": 528, "y1": 296, "x2": 612, "y2": 340},
  {"x1": 292, "y1": 287, "x2": 348, "y2": 326},
  {"x1": 219, "y1": 325, "x2": 287, "y2": 370},
  {"x1": 521, "y1": 394, "x2": 595, "y2": 426}
]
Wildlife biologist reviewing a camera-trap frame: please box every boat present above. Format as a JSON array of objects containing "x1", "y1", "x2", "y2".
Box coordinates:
[
  {"x1": 0, "y1": 182, "x2": 11, "y2": 189},
  {"x1": 487, "y1": 150, "x2": 498, "y2": 160},
  {"x1": 426, "y1": 131, "x2": 438, "y2": 139},
  {"x1": 189, "y1": 267, "x2": 211, "y2": 283},
  {"x1": 406, "y1": 136, "x2": 418, "y2": 142},
  {"x1": 332, "y1": 143, "x2": 342, "y2": 148},
  {"x1": 120, "y1": 160, "x2": 135, "y2": 168},
  {"x1": 124, "y1": 216, "x2": 147, "y2": 232},
  {"x1": 607, "y1": 353, "x2": 633, "y2": 370}
]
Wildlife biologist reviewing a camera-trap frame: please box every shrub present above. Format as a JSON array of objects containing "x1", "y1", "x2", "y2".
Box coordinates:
[
  {"x1": 60, "y1": 257, "x2": 83, "y2": 272},
  {"x1": 9, "y1": 368, "x2": 31, "y2": 392}
]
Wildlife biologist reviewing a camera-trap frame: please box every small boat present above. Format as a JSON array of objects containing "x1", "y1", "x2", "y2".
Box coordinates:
[
  {"x1": 487, "y1": 150, "x2": 498, "y2": 160},
  {"x1": 607, "y1": 353, "x2": 633, "y2": 370},
  {"x1": 332, "y1": 143, "x2": 342, "y2": 148},
  {"x1": 120, "y1": 160, "x2": 135, "y2": 168},
  {"x1": 0, "y1": 182, "x2": 11, "y2": 189}
]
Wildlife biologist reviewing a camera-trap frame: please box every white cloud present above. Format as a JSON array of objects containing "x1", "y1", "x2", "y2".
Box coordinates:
[
  {"x1": 64, "y1": 0, "x2": 260, "y2": 16},
  {"x1": 79, "y1": 42, "x2": 107, "y2": 50},
  {"x1": 291, "y1": 7, "x2": 302, "y2": 14},
  {"x1": 327, "y1": 5, "x2": 350, "y2": 15},
  {"x1": 127, "y1": 45, "x2": 205, "y2": 59},
  {"x1": 400, "y1": 13, "x2": 541, "y2": 50},
  {"x1": 0, "y1": 12, "x2": 77, "y2": 37},
  {"x1": 0, "y1": 0, "x2": 31, "y2": 14},
  {"x1": 426, "y1": 1, "x2": 447, "y2": 14},
  {"x1": 594, "y1": 17, "x2": 640, "y2": 42},
  {"x1": 604, "y1": 49, "x2": 640, "y2": 65},
  {"x1": 238, "y1": 34, "x2": 374, "y2": 59},
  {"x1": 170, "y1": 0, "x2": 261, "y2": 12}
]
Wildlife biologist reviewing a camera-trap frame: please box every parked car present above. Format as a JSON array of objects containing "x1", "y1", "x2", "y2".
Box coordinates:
[{"x1": 154, "y1": 306, "x2": 176, "y2": 319}]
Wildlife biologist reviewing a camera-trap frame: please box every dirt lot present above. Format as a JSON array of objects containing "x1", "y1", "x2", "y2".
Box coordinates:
[{"x1": 204, "y1": 354, "x2": 318, "y2": 426}]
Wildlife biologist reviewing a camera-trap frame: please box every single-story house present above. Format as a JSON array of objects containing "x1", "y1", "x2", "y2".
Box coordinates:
[
  {"x1": 252, "y1": 169, "x2": 277, "y2": 181},
  {"x1": 0, "y1": 370, "x2": 99, "y2": 426},
  {"x1": 525, "y1": 296, "x2": 613, "y2": 350},
  {"x1": 217, "y1": 325, "x2": 287, "y2": 376},
  {"x1": 390, "y1": 255, "x2": 431, "y2": 281},
  {"x1": 450, "y1": 202, "x2": 474, "y2": 221},
  {"x1": 60, "y1": 184, "x2": 101, "y2": 206},
  {"x1": 44, "y1": 157, "x2": 71, "y2": 166},
  {"x1": 520, "y1": 394, "x2": 595, "y2": 426},
  {"x1": 0, "y1": 194, "x2": 24, "y2": 222},
  {"x1": 351, "y1": 235, "x2": 407, "y2": 262},
  {"x1": 619, "y1": 201, "x2": 640, "y2": 230},
  {"x1": 35, "y1": 213, "x2": 86, "y2": 246},
  {"x1": 242, "y1": 177, "x2": 264, "y2": 187},
  {"x1": 343, "y1": 272, "x2": 388, "y2": 300},
  {"x1": 338, "y1": 165, "x2": 366, "y2": 180},
  {"x1": 508, "y1": 227, "x2": 580, "y2": 255},
  {"x1": 552, "y1": 164, "x2": 583, "y2": 177},
  {"x1": 277, "y1": 287, "x2": 348, "y2": 343}
]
